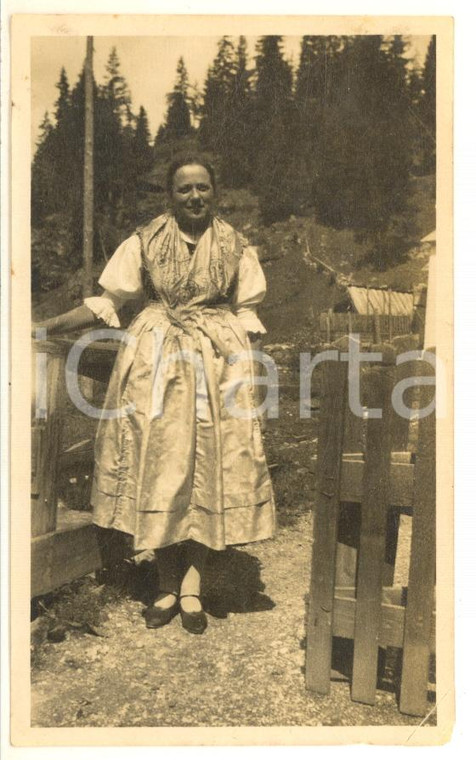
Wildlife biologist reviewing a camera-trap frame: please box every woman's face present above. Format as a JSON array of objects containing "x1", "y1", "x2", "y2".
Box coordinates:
[{"x1": 170, "y1": 164, "x2": 215, "y2": 232}]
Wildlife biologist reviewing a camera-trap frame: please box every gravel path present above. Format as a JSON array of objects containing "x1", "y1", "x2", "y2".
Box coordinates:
[{"x1": 31, "y1": 513, "x2": 433, "y2": 728}]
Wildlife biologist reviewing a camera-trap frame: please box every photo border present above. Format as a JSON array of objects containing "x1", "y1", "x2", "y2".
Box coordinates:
[{"x1": 9, "y1": 11, "x2": 454, "y2": 747}]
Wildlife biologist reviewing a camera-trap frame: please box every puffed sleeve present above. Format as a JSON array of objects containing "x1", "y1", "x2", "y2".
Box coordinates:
[
  {"x1": 232, "y1": 246, "x2": 267, "y2": 334},
  {"x1": 84, "y1": 235, "x2": 143, "y2": 328}
]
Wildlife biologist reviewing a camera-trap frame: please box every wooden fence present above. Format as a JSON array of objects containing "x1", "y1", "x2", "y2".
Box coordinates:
[
  {"x1": 305, "y1": 336, "x2": 436, "y2": 717},
  {"x1": 31, "y1": 338, "x2": 117, "y2": 598},
  {"x1": 318, "y1": 310, "x2": 415, "y2": 344}
]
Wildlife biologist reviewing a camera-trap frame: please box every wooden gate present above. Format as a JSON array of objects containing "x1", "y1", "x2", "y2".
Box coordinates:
[{"x1": 305, "y1": 336, "x2": 436, "y2": 717}]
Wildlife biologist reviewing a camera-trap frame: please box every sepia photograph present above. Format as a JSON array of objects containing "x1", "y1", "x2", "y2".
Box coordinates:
[{"x1": 9, "y1": 12, "x2": 453, "y2": 747}]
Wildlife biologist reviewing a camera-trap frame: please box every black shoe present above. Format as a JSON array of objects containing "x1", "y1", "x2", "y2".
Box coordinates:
[
  {"x1": 144, "y1": 591, "x2": 179, "y2": 629},
  {"x1": 179, "y1": 594, "x2": 208, "y2": 635}
]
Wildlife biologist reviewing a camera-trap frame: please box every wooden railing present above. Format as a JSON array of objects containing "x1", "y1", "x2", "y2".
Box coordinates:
[{"x1": 305, "y1": 336, "x2": 436, "y2": 717}]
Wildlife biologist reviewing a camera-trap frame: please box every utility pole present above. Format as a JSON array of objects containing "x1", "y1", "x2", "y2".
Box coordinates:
[{"x1": 83, "y1": 36, "x2": 94, "y2": 297}]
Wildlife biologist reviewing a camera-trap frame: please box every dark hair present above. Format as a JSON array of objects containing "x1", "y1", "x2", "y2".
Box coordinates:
[{"x1": 166, "y1": 157, "x2": 217, "y2": 194}]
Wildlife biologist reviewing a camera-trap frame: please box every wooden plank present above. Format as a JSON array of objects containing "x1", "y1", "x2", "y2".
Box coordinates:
[
  {"x1": 327, "y1": 309, "x2": 334, "y2": 343},
  {"x1": 320, "y1": 313, "x2": 328, "y2": 344},
  {"x1": 335, "y1": 502, "x2": 360, "y2": 588},
  {"x1": 82, "y1": 35, "x2": 94, "y2": 297},
  {"x1": 35, "y1": 337, "x2": 119, "y2": 383},
  {"x1": 31, "y1": 347, "x2": 66, "y2": 538},
  {"x1": 305, "y1": 356, "x2": 347, "y2": 694},
  {"x1": 337, "y1": 585, "x2": 407, "y2": 605},
  {"x1": 335, "y1": 358, "x2": 375, "y2": 588},
  {"x1": 31, "y1": 518, "x2": 102, "y2": 598},
  {"x1": 334, "y1": 506, "x2": 404, "y2": 589},
  {"x1": 352, "y1": 360, "x2": 395, "y2": 705},
  {"x1": 400, "y1": 368, "x2": 436, "y2": 716},
  {"x1": 317, "y1": 314, "x2": 413, "y2": 343},
  {"x1": 373, "y1": 313, "x2": 382, "y2": 344},
  {"x1": 332, "y1": 592, "x2": 436, "y2": 652},
  {"x1": 31, "y1": 426, "x2": 43, "y2": 498},
  {"x1": 382, "y1": 508, "x2": 400, "y2": 587},
  {"x1": 340, "y1": 459, "x2": 414, "y2": 507},
  {"x1": 391, "y1": 334, "x2": 420, "y2": 451},
  {"x1": 343, "y1": 379, "x2": 365, "y2": 454}
]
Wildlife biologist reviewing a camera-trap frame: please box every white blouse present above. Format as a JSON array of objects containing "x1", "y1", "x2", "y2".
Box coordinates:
[{"x1": 84, "y1": 232, "x2": 267, "y2": 334}]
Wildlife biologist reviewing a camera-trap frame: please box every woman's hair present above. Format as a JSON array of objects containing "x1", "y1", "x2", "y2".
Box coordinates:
[{"x1": 166, "y1": 157, "x2": 217, "y2": 194}]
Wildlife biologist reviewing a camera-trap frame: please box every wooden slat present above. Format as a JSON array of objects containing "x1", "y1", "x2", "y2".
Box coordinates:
[
  {"x1": 335, "y1": 362, "x2": 373, "y2": 589},
  {"x1": 391, "y1": 334, "x2": 420, "y2": 451},
  {"x1": 382, "y1": 508, "x2": 400, "y2": 587},
  {"x1": 31, "y1": 514, "x2": 102, "y2": 598},
  {"x1": 334, "y1": 505, "x2": 405, "y2": 589},
  {"x1": 340, "y1": 458, "x2": 414, "y2": 507},
  {"x1": 332, "y1": 590, "x2": 436, "y2": 652},
  {"x1": 318, "y1": 314, "x2": 413, "y2": 342},
  {"x1": 34, "y1": 337, "x2": 119, "y2": 383},
  {"x1": 327, "y1": 309, "x2": 334, "y2": 343},
  {"x1": 31, "y1": 426, "x2": 43, "y2": 498},
  {"x1": 305, "y1": 356, "x2": 347, "y2": 694},
  {"x1": 373, "y1": 313, "x2": 382, "y2": 343},
  {"x1": 31, "y1": 347, "x2": 66, "y2": 537},
  {"x1": 400, "y1": 366, "x2": 436, "y2": 717},
  {"x1": 352, "y1": 361, "x2": 395, "y2": 704}
]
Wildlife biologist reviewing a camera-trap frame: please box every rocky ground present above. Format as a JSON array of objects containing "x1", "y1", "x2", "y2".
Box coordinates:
[{"x1": 31, "y1": 510, "x2": 434, "y2": 728}]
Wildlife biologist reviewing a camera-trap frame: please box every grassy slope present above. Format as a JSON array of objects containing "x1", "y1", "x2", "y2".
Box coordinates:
[{"x1": 223, "y1": 176, "x2": 435, "y2": 343}]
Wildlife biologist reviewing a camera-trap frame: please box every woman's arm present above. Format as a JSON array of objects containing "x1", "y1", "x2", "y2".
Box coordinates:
[
  {"x1": 32, "y1": 235, "x2": 144, "y2": 339},
  {"x1": 32, "y1": 304, "x2": 99, "y2": 338}
]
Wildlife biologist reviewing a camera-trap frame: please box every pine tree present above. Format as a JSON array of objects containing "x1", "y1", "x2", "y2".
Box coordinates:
[
  {"x1": 162, "y1": 57, "x2": 193, "y2": 140},
  {"x1": 54, "y1": 67, "x2": 71, "y2": 123},
  {"x1": 133, "y1": 105, "x2": 153, "y2": 177},
  {"x1": 312, "y1": 35, "x2": 418, "y2": 265},
  {"x1": 31, "y1": 68, "x2": 78, "y2": 227},
  {"x1": 222, "y1": 36, "x2": 253, "y2": 186},
  {"x1": 295, "y1": 36, "x2": 328, "y2": 109},
  {"x1": 293, "y1": 36, "x2": 334, "y2": 213},
  {"x1": 31, "y1": 112, "x2": 55, "y2": 225},
  {"x1": 199, "y1": 37, "x2": 236, "y2": 154},
  {"x1": 254, "y1": 35, "x2": 293, "y2": 120},
  {"x1": 251, "y1": 36, "x2": 295, "y2": 223},
  {"x1": 419, "y1": 35, "x2": 436, "y2": 173},
  {"x1": 97, "y1": 49, "x2": 138, "y2": 223},
  {"x1": 36, "y1": 111, "x2": 54, "y2": 145},
  {"x1": 103, "y1": 47, "x2": 133, "y2": 128},
  {"x1": 189, "y1": 80, "x2": 202, "y2": 130}
]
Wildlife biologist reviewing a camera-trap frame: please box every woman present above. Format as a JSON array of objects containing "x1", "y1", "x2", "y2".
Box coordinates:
[{"x1": 34, "y1": 157, "x2": 275, "y2": 634}]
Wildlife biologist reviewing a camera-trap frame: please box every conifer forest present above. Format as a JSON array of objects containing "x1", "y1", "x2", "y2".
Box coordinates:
[{"x1": 31, "y1": 35, "x2": 436, "y2": 294}]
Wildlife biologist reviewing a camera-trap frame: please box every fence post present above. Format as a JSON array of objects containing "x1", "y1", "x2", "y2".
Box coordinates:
[
  {"x1": 400, "y1": 356, "x2": 436, "y2": 716},
  {"x1": 31, "y1": 341, "x2": 66, "y2": 538},
  {"x1": 305, "y1": 351, "x2": 347, "y2": 693},
  {"x1": 351, "y1": 353, "x2": 396, "y2": 704}
]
